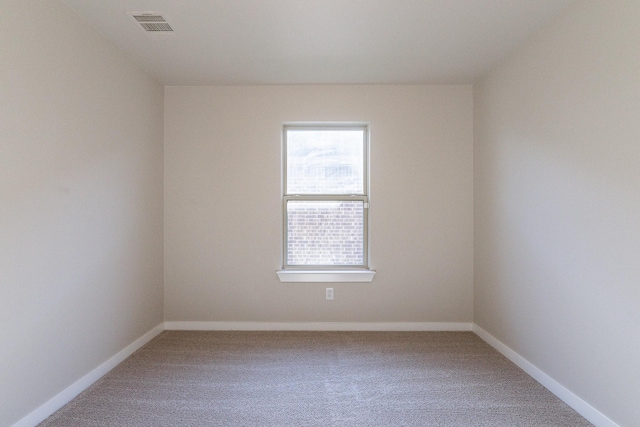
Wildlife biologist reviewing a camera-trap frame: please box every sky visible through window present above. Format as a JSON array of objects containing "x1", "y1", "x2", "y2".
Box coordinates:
[{"x1": 286, "y1": 129, "x2": 364, "y2": 195}]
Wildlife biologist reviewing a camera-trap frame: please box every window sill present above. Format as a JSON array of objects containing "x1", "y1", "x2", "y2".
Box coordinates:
[{"x1": 276, "y1": 270, "x2": 376, "y2": 283}]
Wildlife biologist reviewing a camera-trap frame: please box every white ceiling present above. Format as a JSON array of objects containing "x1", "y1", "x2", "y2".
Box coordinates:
[{"x1": 61, "y1": 0, "x2": 573, "y2": 86}]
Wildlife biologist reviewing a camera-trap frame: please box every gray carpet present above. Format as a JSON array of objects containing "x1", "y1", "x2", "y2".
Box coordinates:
[{"x1": 39, "y1": 331, "x2": 592, "y2": 426}]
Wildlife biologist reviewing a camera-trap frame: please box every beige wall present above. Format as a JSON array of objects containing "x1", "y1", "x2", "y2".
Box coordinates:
[
  {"x1": 164, "y1": 85, "x2": 473, "y2": 323},
  {"x1": 473, "y1": 0, "x2": 640, "y2": 425},
  {"x1": 0, "y1": 1, "x2": 164, "y2": 425}
]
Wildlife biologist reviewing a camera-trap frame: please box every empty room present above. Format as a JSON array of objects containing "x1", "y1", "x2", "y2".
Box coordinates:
[{"x1": 1, "y1": 0, "x2": 638, "y2": 426}]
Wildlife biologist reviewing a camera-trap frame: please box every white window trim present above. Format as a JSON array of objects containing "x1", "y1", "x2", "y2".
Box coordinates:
[
  {"x1": 280, "y1": 123, "x2": 374, "y2": 281},
  {"x1": 276, "y1": 269, "x2": 375, "y2": 283}
]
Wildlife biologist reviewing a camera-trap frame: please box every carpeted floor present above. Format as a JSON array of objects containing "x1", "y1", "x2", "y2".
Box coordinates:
[{"x1": 39, "y1": 331, "x2": 592, "y2": 426}]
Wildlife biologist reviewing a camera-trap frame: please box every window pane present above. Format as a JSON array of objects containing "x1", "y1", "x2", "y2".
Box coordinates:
[
  {"x1": 287, "y1": 200, "x2": 364, "y2": 266},
  {"x1": 286, "y1": 129, "x2": 364, "y2": 195}
]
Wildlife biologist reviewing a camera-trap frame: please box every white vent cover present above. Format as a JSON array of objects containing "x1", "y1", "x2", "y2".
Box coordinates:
[{"x1": 126, "y1": 12, "x2": 175, "y2": 38}]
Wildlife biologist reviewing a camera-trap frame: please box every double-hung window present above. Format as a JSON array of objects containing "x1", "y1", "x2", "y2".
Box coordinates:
[{"x1": 278, "y1": 124, "x2": 374, "y2": 282}]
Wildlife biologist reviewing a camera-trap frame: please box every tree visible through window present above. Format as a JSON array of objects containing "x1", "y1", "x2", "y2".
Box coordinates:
[{"x1": 283, "y1": 124, "x2": 369, "y2": 268}]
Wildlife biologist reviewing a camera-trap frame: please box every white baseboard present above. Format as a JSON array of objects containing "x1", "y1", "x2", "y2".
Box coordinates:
[
  {"x1": 472, "y1": 324, "x2": 619, "y2": 427},
  {"x1": 164, "y1": 321, "x2": 473, "y2": 331},
  {"x1": 13, "y1": 323, "x2": 164, "y2": 427}
]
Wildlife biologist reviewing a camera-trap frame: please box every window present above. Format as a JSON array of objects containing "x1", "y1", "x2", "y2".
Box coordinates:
[{"x1": 280, "y1": 124, "x2": 373, "y2": 282}]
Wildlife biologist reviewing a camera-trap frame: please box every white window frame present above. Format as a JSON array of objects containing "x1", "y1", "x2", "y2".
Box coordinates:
[{"x1": 277, "y1": 123, "x2": 375, "y2": 282}]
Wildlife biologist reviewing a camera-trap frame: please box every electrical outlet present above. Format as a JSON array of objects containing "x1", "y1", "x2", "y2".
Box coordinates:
[{"x1": 326, "y1": 288, "x2": 334, "y2": 300}]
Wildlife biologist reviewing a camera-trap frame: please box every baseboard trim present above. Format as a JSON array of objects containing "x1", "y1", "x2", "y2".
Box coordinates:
[
  {"x1": 472, "y1": 324, "x2": 619, "y2": 427},
  {"x1": 164, "y1": 321, "x2": 473, "y2": 331},
  {"x1": 13, "y1": 323, "x2": 164, "y2": 427}
]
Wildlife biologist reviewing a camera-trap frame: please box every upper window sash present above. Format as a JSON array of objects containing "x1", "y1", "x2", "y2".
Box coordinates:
[{"x1": 283, "y1": 124, "x2": 368, "y2": 197}]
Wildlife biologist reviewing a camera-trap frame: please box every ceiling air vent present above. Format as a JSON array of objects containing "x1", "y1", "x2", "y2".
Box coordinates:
[{"x1": 126, "y1": 12, "x2": 175, "y2": 38}]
